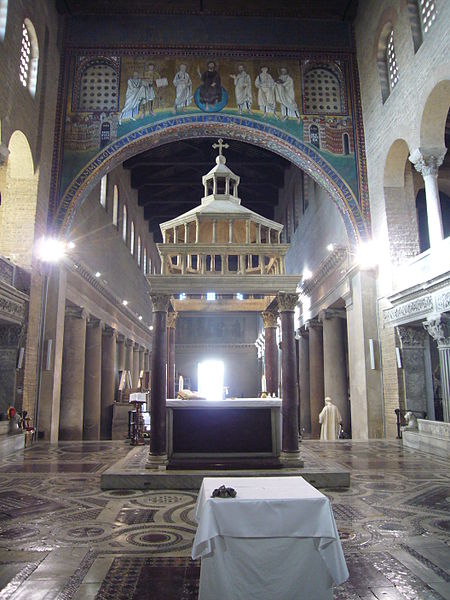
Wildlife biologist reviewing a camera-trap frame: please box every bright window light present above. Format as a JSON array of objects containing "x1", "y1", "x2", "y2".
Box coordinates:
[
  {"x1": 355, "y1": 241, "x2": 379, "y2": 270},
  {"x1": 236, "y1": 293, "x2": 244, "y2": 300},
  {"x1": 198, "y1": 360, "x2": 224, "y2": 401},
  {"x1": 179, "y1": 292, "x2": 187, "y2": 300},
  {"x1": 36, "y1": 237, "x2": 67, "y2": 263},
  {"x1": 206, "y1": 292, "x2": 216, "y2": 301},
  {"x1": 302, "y1": 268, "x2": 312, "y2": 280}
]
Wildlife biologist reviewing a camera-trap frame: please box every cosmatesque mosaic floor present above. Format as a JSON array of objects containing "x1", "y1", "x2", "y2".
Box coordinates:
[{"x1": 0, "y1": 440, "x2": 448, "y2": 599}]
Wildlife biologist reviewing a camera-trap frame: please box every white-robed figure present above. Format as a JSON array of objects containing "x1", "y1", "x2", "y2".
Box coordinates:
[
  {"x1": 230, "y1": 65, "x2": 252, "y2": 114},
  {"x1": 255, "y1": 66, "x2": 276, "y2": 118},
  {"x1": 319, "y1": 397, "x2": 342, "y2": 441},
  {"x1": 173, "y1": 64, "x2": 193, "y2": 113},
  {"x1": 119, "y1": 72, "x2": 145, "y2": 124},
  {"x1": 275, "y1": 67, "x2": 301, "y2": 122}
]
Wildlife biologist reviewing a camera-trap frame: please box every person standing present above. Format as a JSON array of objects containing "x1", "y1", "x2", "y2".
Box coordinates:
[
  {"x1": 255, "y1": 66, "x2": 276, "y2": 118},
  {"x1": 319, "y1": 397, "x2": 343, "y2": 440},
  {"x1": 275, "y1": 67, "x2": 301, "y2": 123},
  {"x1": 173, "y1": 64, "x2": 193, "y2": 113},
  {"x1": 230, "y1": 65, "x2": 252, "y2": 114}
]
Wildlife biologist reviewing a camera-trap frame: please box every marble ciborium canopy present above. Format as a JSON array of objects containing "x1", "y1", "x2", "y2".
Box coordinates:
[{"x1": 147, "y1": 139, "x2": 299, "y2": 312}]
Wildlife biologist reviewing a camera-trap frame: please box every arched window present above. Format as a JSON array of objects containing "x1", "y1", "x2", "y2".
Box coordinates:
[
  {"x1": 122, "y1": 204, "x2": 127, "y2": 242},
  {"x1": 149, "y1": 256, "x2": 152, "y2": 274},
  {"x1": 100, "y1": 174, "x2": 107, "y2": 208},
  {"x1": 419, "y1": 0, "x2": 437, "y2": 34},
  {"x1": 376, "y1": 23, "x2": 397, "y2": 103},
  {"x1": 137, "y1": 235, "x2": 141, "y2": 266},
  {"x1": 19, "y1": 19, "x2": 38, "y2": 96},
  {"x1": 386, "y1": 30, "x2": 399, "y2": 91},
  {"x1": 143, "y1": 247, "x2": 147, "y2": 273},
  {"x1": 130, "y1": 221, "x2": 135, "y2": 255},
  {"x1": 0, "y1": 0, "x2": 8, "y2": 41},
  {"x1": 112, "y1": 185, "x2": 119, "y2": 226}
]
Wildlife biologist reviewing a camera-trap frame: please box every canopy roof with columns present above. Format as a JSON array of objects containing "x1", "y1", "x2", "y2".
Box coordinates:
[{"x1": 147, "y1": 139, "x2": 299, "y2": 311}]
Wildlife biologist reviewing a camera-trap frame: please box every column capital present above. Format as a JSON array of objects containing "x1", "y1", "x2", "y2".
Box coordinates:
[
  {"x1": 65, "y1": 306, "x2": 87, "y2": 320},
  {"x1": 150, "y1": 293, "x2": 171, "y2": 313},
  {"x1": 262, "y1": 310, "x2": 278, "y2": 328},
  {"x1": 397, "y1": 325, "x2": 427, "y2": 347},
  {"x1": 87, "y1": 317, "x2": 102, "y2": 329},
  {"x1": 125, "y1": 338, "x2": 135, "y2": 348},
  {"x1": 133, "y1": 342, "x2": 140, "y2": 351},
  {"x1": 423, "y1": 315, "x2": 450, "y2": 347},
  {"x1": 277, "y1": 291, "x2": 298, "y2": 313},
  {"x1": 167, "y1": 311, "x2": 178, "y2": 329},
  {"x1": 409, "y1": 147, "x2": 446, "y2": 177},
  {"x1": 116, "y1": 333, "x2": 125, "y2": 343},
  {"x1": 321, "y1": 308, "x2": 346, "y2": 320},
  {"x1": 102, "y1": 325, "x2": 117, "y2": 338},
  {"x1": 296, "y1": 327, "x2": 309, "y2": 339},
  {"x1": 305, "y1": 318, "x2": 322, "y2": 331}
]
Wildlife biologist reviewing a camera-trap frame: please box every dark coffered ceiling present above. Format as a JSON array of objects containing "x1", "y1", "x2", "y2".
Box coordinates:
[
  {"x1": 56, "y1": 0, "x2": 358, "y2": 20},
  {"x1": 123, "y1": 139, "x2": 289, "y2": 240}
]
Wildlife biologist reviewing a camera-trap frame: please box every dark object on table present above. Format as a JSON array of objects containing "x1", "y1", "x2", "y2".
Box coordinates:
[{"x1": 212, "y1": 485, "x2": 237, "y2": 498}]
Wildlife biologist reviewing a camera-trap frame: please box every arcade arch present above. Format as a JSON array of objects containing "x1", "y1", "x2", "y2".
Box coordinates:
[{"x1": 53, "y1": 120, "x2": 370, "y2": 250}]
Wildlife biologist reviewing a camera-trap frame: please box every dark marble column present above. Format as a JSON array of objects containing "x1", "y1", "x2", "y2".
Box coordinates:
[
  {"x1": 298, "y1": 327, "x2": 311, "y2": 436},
  {"x1": 59, "y1": 307, "x2": 87, "y2": 440},
  {"x1": 101, "y1": 325, "x2": 117, "y2": 439},
  {"x1": 262, "y1": 310, "x2": 279, "y2": 395},
  {"x1": 148, "y1": 294, "x2": 170, "y2": 467},
  {"x1": 167, "y1": 311, "x2": 178, "y2": 399},
  {"x1": 423, "y1": 315, "x2": 450, "y2": 423},
  {"x1": 308, "y1": 319, "x2": 324, "y2": 439},
  {"x1": 83, "y1": 318, "x2": 102, "y2": 440},
  {"x1": 278, "y1": 292, "x2": 302, "y2": 465}
]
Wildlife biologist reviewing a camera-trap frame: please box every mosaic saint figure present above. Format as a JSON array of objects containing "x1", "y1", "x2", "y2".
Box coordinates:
[
  {"x1": 229, "y1": 65, "x2": 252, "y2": 114},
  {"x1": 275, "y1": 67, "x2": 301, "y2": 123},
  {"x1": 255, "y1": 66, "x2": 276, "y2": 118},
  {"x1": 319, "y1": 397, "x2": 342, "y2": 441},
  {"x1": 119, "y1": 72, "x2": 144, "y2": 124},
  {"x1": 141, "y1": 64, "x2": 160, "y2": 116},
  {"x1": 197, "y1": 61, "x2": 222, "y2": 109},
  {"x1": 173, "y1": 64, "x2": 193, "y2": 113}
]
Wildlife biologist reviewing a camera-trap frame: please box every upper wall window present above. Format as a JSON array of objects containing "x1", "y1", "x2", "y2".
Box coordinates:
[
  {"x1": 419, "y1": 0, "x2": 437, "y2": 34},
  {"x1": 130, "y1": 221, "x2": 135, "y2": 255},
  {"x1": 387, "y1": 30, "x2": 399, "y2": 91},
  {"x1": 137, "y1": 236, "x2": 141, "y2": 266},
  {"x1": 112, "y1": 185, "x2": 119, "y2": 226},
  {"x1": 122, "y1": 204, "x2": 127, "y2": 242},
  {"x1": 100, "y1": 175, "x2": 107, "y2": 208},
  {"x1": 377, "y1": 23, "x2": 397, "y2": 103},
  {"x1": 143, "y1": 247, "x2": 147, "y2": 274},
  {"x1": 19, "y1": 20, "x2": 39, "y2": 96},
  {"x1": 0, "y1": 0, "x2": 8, "y2": 41}
]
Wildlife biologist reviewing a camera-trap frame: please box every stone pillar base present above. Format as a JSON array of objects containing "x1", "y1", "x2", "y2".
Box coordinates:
[
  {"x1": 280, "y1": 451, "x2": 304, "y2": 467},
  {"x1": 146, "y1": 453, "x2": 168, "y2": 470}
]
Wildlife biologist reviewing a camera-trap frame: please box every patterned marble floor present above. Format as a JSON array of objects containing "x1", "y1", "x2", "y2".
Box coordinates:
[{"x1": 0, "y1": 440, "x2": 448, "y2": 599}]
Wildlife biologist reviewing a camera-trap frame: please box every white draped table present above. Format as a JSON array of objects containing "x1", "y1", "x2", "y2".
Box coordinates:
[{"x1": 192, "y1": 476, "x2": 349, "y2": 600}]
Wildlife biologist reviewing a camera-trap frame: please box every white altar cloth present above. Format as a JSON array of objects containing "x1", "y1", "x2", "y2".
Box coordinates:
[
  {"x1": 192, "y1": 476, "x2": 348, "y2": 600},
  {"x1": 166, "y1": 398, "x2": 282, "y2": 408}
]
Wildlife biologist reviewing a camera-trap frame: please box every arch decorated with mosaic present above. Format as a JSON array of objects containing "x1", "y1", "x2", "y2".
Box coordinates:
[{"x1": 53, "y1": 51, "x2": 370, "y2": 246}]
